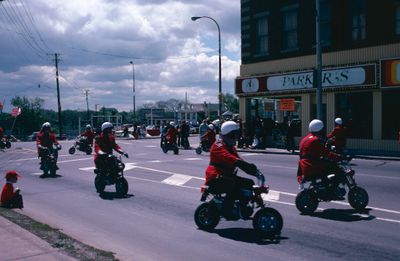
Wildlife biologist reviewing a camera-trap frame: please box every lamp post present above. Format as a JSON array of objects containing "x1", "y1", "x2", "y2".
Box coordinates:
[
  {"x1": 129, "y1": 61, "x2": 136, "y2": 122},
  {"x1": 191, "y1": 16, "x2": 222, "y2": 118},
  {"x1": 315, "y1": 0, "x2": 323, "y2": 120}
]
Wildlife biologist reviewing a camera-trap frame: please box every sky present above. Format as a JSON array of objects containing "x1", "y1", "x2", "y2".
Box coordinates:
[{"x1": 0, "y1": 0, "x2": 241, "y2": 113}]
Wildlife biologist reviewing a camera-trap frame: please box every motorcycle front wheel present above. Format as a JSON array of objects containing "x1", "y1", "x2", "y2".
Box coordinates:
[
  {"x1": 253, "y1": 207, "x2": 283, "y2": 238},
  {"x1": 95, "y1": 175, "x2": 106, "y2": 193},
  {"x1": 115, "y1": 177, "x2": 129, "y2": 196},
  {"x1": 295, "y1": 189, "x2": 319, "y2": 215},
  {"x1": 173, "y1": 147, "x2": 179, "y2": 155},
  {"x1": 194, "y1": 202, "x2": 220, "y2": 231},
  {"x1": 5, "y1": 141, "x2": 11, "y2": 149},
  {"x1": 348, "y1": 186, "x2": 369, "y2": 211},
  {"x1": 68, "y1": 147, "x2": 76, "y2": 155},
  {"x1": 161, "y1": 144, "x2": 168, "y2": 153}
]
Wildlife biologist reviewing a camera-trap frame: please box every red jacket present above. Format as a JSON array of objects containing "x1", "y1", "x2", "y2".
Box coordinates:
[
  {"x1": 1, "y1": 183, "x2": 15, "y2": 204},
  {"x1": 327, "y1": 125, "x2": 347, "y2": 151},
  {"x1": 205, "y1": 140, "x2": 240, "y2": 184},
  {"x1": 203, "y1": 130, "x2": 216, "y2": 145},
  {"x1": 36, "y1": 131, "x2": 58, "y2": 155},
  {"x1": 166, "y1": 127, "x2": 178, "y2": 144},
  {"x1": 0, "y1": 127, "x2": 3, "y2": 139},
  {"x1": 94, "y1": 133, "x2": 121, "y2": 160},
  {"x1": 298, "y1": 133, "x2": 341, "y2": 178},
  {"x1": 80, "y1": 130, "x2": 95, "y2": 145}
]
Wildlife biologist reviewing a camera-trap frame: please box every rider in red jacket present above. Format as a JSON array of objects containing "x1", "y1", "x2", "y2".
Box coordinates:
[
  {"x1": 36, "y1": 122, "x2": 60, "y2": 176},
  {"x1": 94, "y1": 122, "x2": 128, "y2": 169},
  {"x1": 327, "y1": 117, "x2": 347, "y2": 154},
  {"x1": 80, "y1": 124, "x2": 95, "y2": 146},
  {"x1": 297, "y1": 119, "x2": 341, "y2": 184},
  {"x1": 205, "y1": 120, "x2": 262, "y2": 219},
  {"x1": 201, "y1": 124, "x2": 216, "y2": 148},
  {"x1": 165, "y1": 122, "x2": 178, "y2": 144}
]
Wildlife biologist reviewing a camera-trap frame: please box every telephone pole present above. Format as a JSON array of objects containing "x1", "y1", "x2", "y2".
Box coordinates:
[
  {"x1": 84, "y1": 89, "x2": 90, "y2": 120},
  {"x1": 54, "y1": 53, "x2": 63, "y2": 137}
]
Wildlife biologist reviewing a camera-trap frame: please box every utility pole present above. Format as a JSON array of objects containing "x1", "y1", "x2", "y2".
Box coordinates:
[
  {"x1": 84, "y1": 89, "x2": 90, "y2": 121},
  {"x1": 129, "y1": 61, "x2": 136, "y2": 122},
  {"x1": 54, "y1": 53, "x2": 63, "y2": 137},
  {"x1": 315, "y1": 0, "x2": 323, "y2": 120}
]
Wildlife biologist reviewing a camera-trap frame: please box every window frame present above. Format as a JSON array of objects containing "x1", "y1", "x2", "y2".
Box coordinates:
[
  {"x1": 255, "y1": 14, "x2": 270, "y2": 56},
  {"x1": 351, "y1": 0, "x2": 366, "y2": 41},
  {"x1": 281, "y1": 5, "x2": 299, "y2": 52}
]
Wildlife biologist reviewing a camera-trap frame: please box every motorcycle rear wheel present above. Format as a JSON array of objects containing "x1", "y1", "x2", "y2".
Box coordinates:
[
  {"x1": 194, "y1": 202, "x2": 220, "y2": 231},
  {"x1": 295, "y1": 189, "x2": 319, "y2": 215},
  {"x1": 95, "y1": 175, "x2": 106, "y2": 193},
  {"x1": 173, "y1": 147, "x2": 179, "y2": 155},
  {"x1": 86, "y1": 147, "x2": 92, "y2": 155},
  {"x1": 68, "y1": 147, "x2": 76, "y2": 155},
  {"x1": 253, "y1": 207, "x2": 283, "y2": 238},
  {"x1": 5, "y1": 141, "x2": 11, "y2": 149},
  {"x1": 348, "y1": 187, "x2": 368, "y2": 211},
  {"x1": 195, "y1": 147, "x2": 202, "y2": 155},
  {"x1": 115, "y1": 177, "x2": 129, "y2": 196}
]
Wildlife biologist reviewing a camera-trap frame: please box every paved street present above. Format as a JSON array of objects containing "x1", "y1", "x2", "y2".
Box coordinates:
[{"x1": 1, "y1": 137, "x2": 400, "y2": 261}]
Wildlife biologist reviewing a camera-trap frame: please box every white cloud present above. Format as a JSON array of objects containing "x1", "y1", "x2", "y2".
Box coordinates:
[{"x1": 0, "y1": 0, "x2": 241, "y2": 112}]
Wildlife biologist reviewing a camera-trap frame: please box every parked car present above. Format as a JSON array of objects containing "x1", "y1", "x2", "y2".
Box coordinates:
[{"x1": 146, "y1": 125, "x2": 160, "y2": 136}]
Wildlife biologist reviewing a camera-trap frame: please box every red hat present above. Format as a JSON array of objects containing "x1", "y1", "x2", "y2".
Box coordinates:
[{"x1": 5, "y1": 171, "x2": 21, "y2": 179}]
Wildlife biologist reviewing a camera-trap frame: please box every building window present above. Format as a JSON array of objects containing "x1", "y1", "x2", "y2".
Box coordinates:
[
  {"x1": 396, "y1": 5, "x2": 400, "y2": 35},
  {"x1": 282, "y1": 7, "x2": 298, "y2": 50},
  {"x1": 320, "y1": 0, "x2": 332, "y2": 45},
  {"x1": 382, "y1": 90, "x2": 400, "y2": 140},
  {"x1": 351, "y1": 0, "x2": 366, "y2": 41},
  {"x1": 335, "y1": 92, "x2": 372, "y2": 139},
  {"x1": 256, "y1": 16, "x2": 269, "y2": 54}
]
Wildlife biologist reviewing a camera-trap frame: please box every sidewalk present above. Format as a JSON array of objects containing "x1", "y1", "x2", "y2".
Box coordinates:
[{"x1": 0, "y1": 215, "x2": 75, "y2": 261}]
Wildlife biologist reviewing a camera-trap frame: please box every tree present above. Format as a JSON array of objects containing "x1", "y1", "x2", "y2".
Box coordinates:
[
  {"x1": 222, "y1": 93, "x2": 239, "y2": 113},
  {"x1": 11, "y1": 96, "x2": 46, "y2": 136}
]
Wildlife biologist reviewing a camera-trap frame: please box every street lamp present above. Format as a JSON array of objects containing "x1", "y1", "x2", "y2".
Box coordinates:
[
  {"x1": 129, "y1": 61, "x2": 136, "y2": 122},
  {"x1": 191, "y1": 16, "x2": 222, "y2": 118}
]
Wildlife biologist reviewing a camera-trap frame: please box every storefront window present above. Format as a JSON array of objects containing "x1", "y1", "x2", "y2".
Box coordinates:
[
  {"x1": 382, "y1": 89, "x2": 400, "y2": 140},
  {"x1": 335, "y1": 92, "x2": 372, "y2": 139}
]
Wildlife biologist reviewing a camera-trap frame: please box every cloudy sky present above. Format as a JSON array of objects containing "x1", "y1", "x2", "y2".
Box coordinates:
[{"x1": 0, "y1": 0, "x2": 241, "y2": 112}]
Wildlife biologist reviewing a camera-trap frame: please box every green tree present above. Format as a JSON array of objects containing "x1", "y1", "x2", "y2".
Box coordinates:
[
  {"x1": 11, "y1": 96, "x2": 46, "y2": 136},
  {"x1": 222, "y1": 93, "x2": 239, "y2": 113}
]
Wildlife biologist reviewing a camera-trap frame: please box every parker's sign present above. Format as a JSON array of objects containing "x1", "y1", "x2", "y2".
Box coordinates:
[{"x1": 236, "y1": 64, "x2": 376, "y2": 94}]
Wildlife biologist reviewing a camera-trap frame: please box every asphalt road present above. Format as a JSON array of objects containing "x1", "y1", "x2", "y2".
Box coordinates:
[{"x1": 1, "y1": 137, "x2": 400, "y2": 261}]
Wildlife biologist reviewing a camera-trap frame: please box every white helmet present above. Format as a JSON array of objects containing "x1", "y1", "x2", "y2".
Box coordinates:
[
  {"x1": 309, "y1": 119, "x2": 324, "y2": 133},
  {"x1": 220, "y1": 121, "x2": 239, "y2": 135},
  {"x1": 170, "y1": 121, "x2": 175, "y2": 127},
  {"x1": 101, "y1": 122, "x2": 113, "y2": 131},
  {"x1": 208, "y1": 124, "x2": 214, "y2": 130},
  {"x1": 42, "y1": 122, "x2": 51, "y2": 128},
  {"x1": 86, "y1": 124, "x2": 91, "y2": 129},
  {"x1": 335, "y1": 118, "x2": 343, "y2": 125}
]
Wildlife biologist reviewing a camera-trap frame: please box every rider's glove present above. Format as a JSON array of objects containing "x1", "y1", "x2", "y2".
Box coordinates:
[
  {"x1": 297, "y1": 175, "x2": 303, "y2": 184},
  {"x1": 121, "y1": 151, "x2": 129, "y2": 158}
]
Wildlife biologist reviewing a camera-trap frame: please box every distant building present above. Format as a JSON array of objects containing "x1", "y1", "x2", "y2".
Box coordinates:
[{"x1": 236, "y1": 0, "x2": 400, "y2": 155}]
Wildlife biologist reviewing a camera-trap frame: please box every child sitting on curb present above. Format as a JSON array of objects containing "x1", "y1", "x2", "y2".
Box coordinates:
[{"x1": 0, "y1": 171, "x2": 23, "y2": 209}]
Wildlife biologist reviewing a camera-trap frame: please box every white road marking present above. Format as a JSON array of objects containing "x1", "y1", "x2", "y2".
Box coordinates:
[
  {"x1": 149, "y1": 160, "x2": 162, "y2": 163},
  {"x1": 162, "y1": 174, "x2": 193, "y2": 186},
  {"x1": 144, "y1": 145, "x2": 157, "y2": 148},
  {"x1": 58, "y1": 158, "x2": 92, "y2": 163},
  {"x1": 183, "y1": 158, "x2": 202, "y2": 161},
  {"x1": 376, "y1": 217, "x2": 400, "y2": 224},
  {"x1": 241, "y1": 153, "x2": 262, "y2": 156}
]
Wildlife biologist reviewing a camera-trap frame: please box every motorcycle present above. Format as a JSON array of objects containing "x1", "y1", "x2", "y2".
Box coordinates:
[
  {"x1": 94, "y1": 153, "x2": 129, "y2": 196},
  {"x1": 39, "y1": 144, "x2": 62, "y2": 178},
  {"x1": 0, "y1": 136, "x2": 12, "y2": 149},
  {"x1": 194, "y1": 170, "x2": 283, "y2": 238},
  {"x1": 295, "y1": 159, "x2": 369, "y2": 215},
  {"x1": 195, "y1": 139, "x2": 211, "y2": 155},
  {"x1": 69, "y1": 136, "x2": 92, "y2": 155},
  {"x1": 161, "y1": 135, "x2": 179, "y2": 154}
]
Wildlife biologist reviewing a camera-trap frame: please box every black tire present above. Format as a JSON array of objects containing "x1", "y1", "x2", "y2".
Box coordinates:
[
  {"x1": 86, "y1": 147, "x2": 92, "y2": 155},
  {"x1": 194, "y1": 203, "x2": 220, "y2": 231},
  {"x1": 162, "y1": 144, "x2": 168, "y2": 153},
  {"x1": 95, "y1": 175, "x2": 106, "y2": 193},
  {"x1": 68, "y1": 147, "x2": 76, "y2": 155},
  {"x1": 5, "y1": 141, "x2": 11, "y2": 149},
  {"x1": 115, "y1": 177, "x2": 129, "y2": 196},
  {"x1": 295, "y1": 189, "x2": 319, "y2": 215},
  {"x1": 174, "y1": 147, "x2": 179, "y2": 155},
  {"x1": 348, "y1": 187, "x2": 369, "y2": 211},
  {"x1": 49, "y1": 168, "x2": 57, "y2": 177},
  {"x1": 195, "y1": 147, "x2": 202, "y2": 155},
  {"x1": 253, "y1": 207, "x2": 283, "y2": 238}
]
